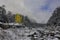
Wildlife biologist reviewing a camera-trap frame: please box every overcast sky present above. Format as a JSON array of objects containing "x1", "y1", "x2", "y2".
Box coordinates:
[{"x1": 0, "y1": 0, "x2": 60, "y2": 23}]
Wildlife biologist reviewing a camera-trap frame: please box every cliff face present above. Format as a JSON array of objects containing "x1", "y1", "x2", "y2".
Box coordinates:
[{"x1": 47, "y1": 7, "x2": 60, "y2": 26}]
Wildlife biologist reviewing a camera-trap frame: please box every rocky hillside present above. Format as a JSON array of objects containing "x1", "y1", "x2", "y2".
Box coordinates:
[{"x1": 47, "y1": 7, "x2": 60, "y2": 26}]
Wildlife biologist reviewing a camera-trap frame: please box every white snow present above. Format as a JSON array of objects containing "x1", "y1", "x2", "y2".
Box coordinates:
[{"x1": 0, "y1": 26, "x2": 60, "y2": 40}]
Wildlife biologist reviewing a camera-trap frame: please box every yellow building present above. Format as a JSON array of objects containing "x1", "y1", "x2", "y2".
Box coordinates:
[{"x1": 15, "y1": 13, "x2": 23, "y2": 23}]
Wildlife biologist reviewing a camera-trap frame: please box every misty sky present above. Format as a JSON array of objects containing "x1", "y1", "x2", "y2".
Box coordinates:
[{"x1": 0, "y1": 0, "x2": 60, "y2": 23}]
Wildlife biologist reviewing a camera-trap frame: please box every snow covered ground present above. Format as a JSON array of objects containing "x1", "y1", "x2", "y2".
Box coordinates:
[
  {"x1": 0, "y1": 27, "x2": 36, "y2": 40},
  {"x1": 0, "y1": 26, "x2": 59, "y2": 40}
]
